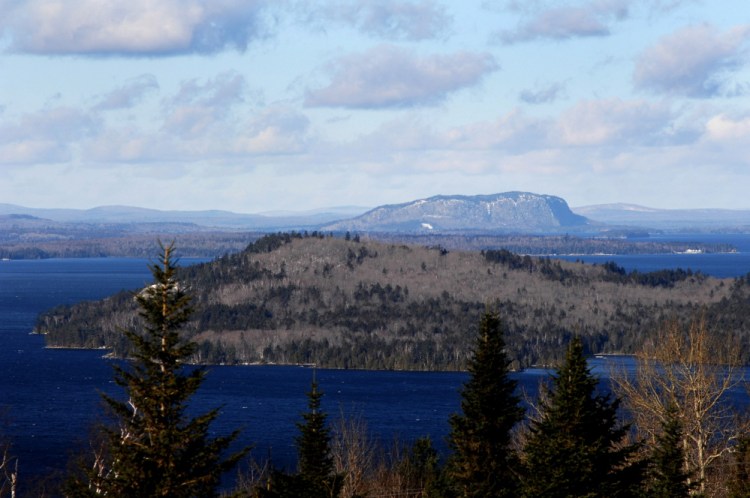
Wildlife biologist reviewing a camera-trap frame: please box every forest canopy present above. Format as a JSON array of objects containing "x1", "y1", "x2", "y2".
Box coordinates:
[{"x1": 37, "y1": 233, "x2": 750, "y2": 370}]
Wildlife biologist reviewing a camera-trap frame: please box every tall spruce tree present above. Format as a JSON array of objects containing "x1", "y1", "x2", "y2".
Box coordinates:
[
  {"x1": 644, "y1": 403, "x2": 694, "y2": 497},
  {"x1": 446, "y1": 311, "x2": 524, "y2": 498},
  {"x1": 65, "y1": 243, "x2": 245, "y2": 497},
  {"x1": 296, "y1": 379, "x2": 335, "y2": 485},
  {"x1": 260, "y1": 377, "x2": 340, "y2": 498},
  {"x1": 521, "y1": 336, "x2": 643, "y2": 498}
]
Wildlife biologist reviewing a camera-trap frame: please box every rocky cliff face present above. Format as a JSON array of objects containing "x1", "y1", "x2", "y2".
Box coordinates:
[{"x1": 324, "y1": 192, "x2": 590, "y2": 232}]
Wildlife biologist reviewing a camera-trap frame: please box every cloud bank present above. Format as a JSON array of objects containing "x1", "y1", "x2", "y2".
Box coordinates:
[
  {"x1": 634, "y1": 24, "x2": 750, "y2": 97},
  {"x1": 305, "y1": 45, "x2": 498, "y2": 108},
  {"x1": 0, "y1": 0, "x2": 274, "y2": 55},
  {"x1": 496, "y1": 0, "x2": 629, "y2": 43},
  {"x1": 300, "y1": 0, "x2": 451, "y2": 41}
]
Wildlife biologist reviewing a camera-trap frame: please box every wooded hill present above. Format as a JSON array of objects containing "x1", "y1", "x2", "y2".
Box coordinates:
[{"x1": 37, "y1": 233, "x2": 750, "y2": 370}]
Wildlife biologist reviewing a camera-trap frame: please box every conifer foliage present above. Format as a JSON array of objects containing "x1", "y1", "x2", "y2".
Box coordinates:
[
  {"x1": 644, "y1": 403, "x2": 694, "y2": 497},
  {"x1": 65, "y1": 243, "x2": 245, "y2": 497},
  {"x1": 260, "y1": 377, "x2": 340, "y2": 498},
  {"x1": 446, "y1": 311, "x2": 524, "y2": 497},
  {"x1": 296, "y1": 379, "x2": 336, "y2": 487},
  {"x1": 521, "y1": 336, "x2": 642, "y2": 498}
]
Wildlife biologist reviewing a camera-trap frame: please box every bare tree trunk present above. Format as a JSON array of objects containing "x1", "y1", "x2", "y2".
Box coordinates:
[
  {"x1": 612, "y1": 316, "x2": 746, "y2": 495},
  {"x1": 0, "y1": 446, "x2": 18, "y2": 498},
  {"x1": 331, "y1": 412, "x2": 376, "y2": 498}
]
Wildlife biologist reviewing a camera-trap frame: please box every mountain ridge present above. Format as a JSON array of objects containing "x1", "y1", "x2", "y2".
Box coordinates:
[
  {"x1": 323, "y1": 192, "x2": 591, "y2": 233},
  {"x1": 0, "y1": 203, "x2": 365, "y2": 230},
  {"x1": 4, "y1": 194, "x2": 750, "y2": 234},
  {"x1": 573, "y1": 203, "x2": 750, "y2": 229}
]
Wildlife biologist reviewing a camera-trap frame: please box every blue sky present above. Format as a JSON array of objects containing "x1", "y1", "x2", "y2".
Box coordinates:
[{"x1": 1, "y1": 0, "x2": 749, "y2": 213}]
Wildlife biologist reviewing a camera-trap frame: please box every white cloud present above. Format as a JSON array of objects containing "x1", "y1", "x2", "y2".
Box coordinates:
[
  {"x1": 496, "y1": 0, "x2": 628, "y2": 43},
  {"x1": 634, "y1": 24, "x2": 750, "y2": 97},
  {"x1": 556, "y1": 98, "x2": 675, "y2": 146},
  {"x1": 233, "y1": 106, "x2": 311, "y2": 155},
  {"x1": 329, "y1": 98, "x2": 683, "y2": 168},
  {"x1": 305, "y1": 45, "x2": 498, "y2": 108},
  {"x1": 704, "y1": 113, "x2": 750, "y2": 142},
  {"x1": 0, "y1": 0, "x2": 274, "y2": 56},
  {"x1": 300, "y1": 0, "x2": 451, "y2": 41},
  {"x1": 162, "y1": 72, "x2": 246, "y2": 138},
  {"x1": 84, "y1": 103, "x2": 312, "y2": 164},
  {"x1": 84, "y1": 128, "x2": 162, "y2": 163},
  {"x1": 338, "y1": 116, "x2": 439, "y2": 157},
  {"x1": 519, "y1": 82, "x2": 566, "y2": 104},
  {"x1": 0, "y1": 106, "x2": 99, "y2": 164},
  {"x1": 93, "y1": 75, "x2": 159, "y2": 111},
  {"x1": 167, "y1": 72, "x2": 246, "y2": 108},
  {"x1": 1, "y1": 107, "x2": 98, "y2": 141},
  {"x1": 0, "y1": 141, "x2": 70, "y2": 165},
  {"x1": 441, "y1": 109, "x2": 552, "y2": 152}
]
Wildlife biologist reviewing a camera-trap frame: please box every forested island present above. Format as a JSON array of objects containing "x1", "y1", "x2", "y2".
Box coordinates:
[
  {"x1": 36, "y1": 232, "x2": 750, "y2": 369},
  {"x1": 23, "y1": 242, "x2": 750, "y2": 497}
]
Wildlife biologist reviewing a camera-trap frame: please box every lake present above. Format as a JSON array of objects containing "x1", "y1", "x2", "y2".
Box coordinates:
[
  {"x1": 554, "y1": 233, "x2": 750, "y2": 278},
  {"x1": 2, "y1": 234, "x2": 750, "y2": 489},
  {"x1": 0, "y1": 258, "x2": 470, "y2": 490}
]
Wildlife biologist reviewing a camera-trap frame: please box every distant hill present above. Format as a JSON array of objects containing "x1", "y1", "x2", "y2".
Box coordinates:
[
  {"x1": 37, "y1": 233, "x2": 750, "y2": 370},
  {"x1": 573, "y1": 203, "x2": 750, "y2": 230},
  {"x1": 323, "y1": 192, "x2": 591, "y2": 233},
  {"x1": 4, "y1": 195, "x2": 750, "y2": 259},
  {"x1": 0, "y1": 203, "x2": 368, "y2": 230}
]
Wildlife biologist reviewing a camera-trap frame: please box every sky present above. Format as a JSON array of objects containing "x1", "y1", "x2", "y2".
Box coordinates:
[{"x1": 1, "y1": 0, "x2": 749, "y2": 213}]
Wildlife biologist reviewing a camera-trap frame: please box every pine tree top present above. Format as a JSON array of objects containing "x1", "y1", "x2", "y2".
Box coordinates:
[
  {"x1": 522, "y1": 336, "x2": 643, "y2": 497},
  {"x1": 65, "y1": 242, "x2": 247, "y2": 497},
  {"x1": 296, "y1": 379, "x2": 334, "y2": 482}
]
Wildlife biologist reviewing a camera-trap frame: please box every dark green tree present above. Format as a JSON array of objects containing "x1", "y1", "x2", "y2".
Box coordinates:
[
  {"x1": 65, "y1": 243, "x2": 246, "y2": 497},
  {"x1": 644, "y1": 403, "x2": 695, "y2": 497},
  {"x1": 446, "y1": 311, "x2": 524, "y2": 498},
  {"x1": 396, "y1": 437, "x2": 448, "y2": 498},
  {"x1": 729, "y1": 436, "x2": 750, "y2": 498},
  {"x1": 260, "y1": 377, "x2": 340, "y2": 498},
  {"x1": 521, "y1": 336, "x2": 643, "y2": 498},
  {"x1": 296, "y1": 379, "x2": 335, "y2": 485}
]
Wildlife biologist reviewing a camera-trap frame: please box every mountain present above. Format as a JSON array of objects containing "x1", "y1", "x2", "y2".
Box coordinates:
[
  {"x1": 323, "y1": 192, "x2": 591, "y2": 233},
  {"x1": 1, "y1": 194, "x2": 591, "y2": 237},
  {"x1": 6, "y1": 194, "x2": 750, "y2": 241},
  {"x1": 0, "y1": 203, "x2": 368, "y2": 230},
  {"x1": 573, "y1": 203, "x2": 750, "y2": 230}
]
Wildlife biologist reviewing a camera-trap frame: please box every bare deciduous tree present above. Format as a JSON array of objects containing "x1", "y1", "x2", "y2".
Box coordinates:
[
  {"x1": 613, "y1": 316, "x2": 746, "y2": 495},
  {"x1": 330, "y1": 412, "x2": 377, "y2": 498}
]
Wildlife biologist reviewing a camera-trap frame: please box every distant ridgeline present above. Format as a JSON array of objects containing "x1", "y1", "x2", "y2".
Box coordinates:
[
  {"x1": 38, "y1": 233, "x2": 750, "y2": 370},
  {"x1": 322, "y1": 192, "x2": 591, "y2": 232},
  {"x1": 1, "y1": 191, "x2": 742, "y2": 258}
]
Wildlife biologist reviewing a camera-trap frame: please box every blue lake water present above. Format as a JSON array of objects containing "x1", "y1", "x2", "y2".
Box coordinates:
[
  {"x1": 2, "y1": 234, "x2": 750, "y2": 489},
  {"x1": 554, "y1": 232, "x2": 750, "y2": 278},
  {"x1": 0, "y1": 258, "x2": 470, "y2": 489}
]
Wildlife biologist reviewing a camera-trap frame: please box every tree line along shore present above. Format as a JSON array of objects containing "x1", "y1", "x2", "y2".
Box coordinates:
[
  {"x1": 37, "y1": 232, "x2": 750, "y2": 370},
  {"x1": 6, "y1": 242, "x2": 750, "y2": 496}
]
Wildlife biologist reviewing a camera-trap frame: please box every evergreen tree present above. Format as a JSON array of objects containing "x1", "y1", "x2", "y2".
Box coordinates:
[
  {"x1": 446, "y1": 311, "x2": 524, "y2": 498},
  {"x1": 260, "y1": 377, "x2": 340, "y2": 498},
  {"x1": 521, "y1": 336, "x2": 643, "y2": 498},
  {"x1": 729, "y1": 436, "x2": 750, "y2": 498},
  {"x1": 644, "y1": 403, "x2": 695, "y2": 497},
  {"x1": 65, "y1": 243, "x2": 246, "y2": 497},
  {"x1": 296, "y1": 379, "x2": 335, "y2": 485},
  {"x1": 397, "y1": 437, "x2": 447, "y2": 498}
]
